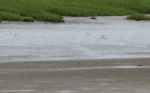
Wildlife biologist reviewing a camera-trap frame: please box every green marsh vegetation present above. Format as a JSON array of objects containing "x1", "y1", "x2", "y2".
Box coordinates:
[
  {"x1": 0, "y1": 0, "x2": 150, "y2": 22},
  {"x1": 127, "y1": 14, "x2": 150, "y2": 21}
]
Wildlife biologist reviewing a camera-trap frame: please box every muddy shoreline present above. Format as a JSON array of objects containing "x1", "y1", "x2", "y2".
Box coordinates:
[{"x1": 0, "y1": 58, "x2": 150, "y2": 93}]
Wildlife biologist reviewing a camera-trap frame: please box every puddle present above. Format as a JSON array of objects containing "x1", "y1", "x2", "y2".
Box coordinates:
[
  {"x1": 58, "y1": 90, "x2": 75, "y2": 93},
  {"x1": 23, "y1": 85, "x2": 38, "y2": 87},
  {"x1": 83, "y1": 88, "x2": 94, "y2": 90},
  {"x1": 0, "y1": 90, "x2": 35, "y2": 92},
  {"x1": 114, "y1": 65, "x2": 150, "y2": 68},
  {"x1": 56, "y1": 65, "x2": 150, "y2": 71},
  {"x1": 75, "y1": 77, "x2": 84, "y2": 79},
  {"x1": 135, "y1": 89, "x2": 150, "y2": 93},
  {"x1": 36, "y1": 81, "x2": 54, "y2": 83}
]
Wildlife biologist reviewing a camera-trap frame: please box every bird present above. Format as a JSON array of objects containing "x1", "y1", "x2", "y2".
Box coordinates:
[
  {"x1": 91, "y1": 16, "x2": 96, "y2": 19},
  {"x1": 101, "y1": 34, "x2": 106, "y2": 39}
]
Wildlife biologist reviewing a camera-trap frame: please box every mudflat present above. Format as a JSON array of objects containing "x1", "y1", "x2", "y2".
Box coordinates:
[
  {"x1": 0, "y1": 58, "x2": 150, "y2": 93},
  {"x1": 0, "y1": 16, "x2": 150, "y2": 62}
]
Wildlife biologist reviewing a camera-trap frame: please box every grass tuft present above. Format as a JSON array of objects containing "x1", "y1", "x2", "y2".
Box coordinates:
[
  {"x1": 127, "y1": 14, "x2": 150, "y2": 21},
  {"x1": 0, "y1": 12, "x2": 21, "y2": 21},
  {"x1": 32, "y1": 13, "x2": 64, "y2": 22}
]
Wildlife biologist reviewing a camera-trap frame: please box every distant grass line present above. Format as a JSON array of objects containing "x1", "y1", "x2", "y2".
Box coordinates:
[{"x1": 0, "y1": 0, "x2": 150, "y2": 22}]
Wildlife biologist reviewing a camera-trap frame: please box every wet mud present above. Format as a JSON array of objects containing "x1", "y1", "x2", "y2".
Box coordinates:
[{"x1": 0, "y1": 58, "x2": 150, "y2": 93}]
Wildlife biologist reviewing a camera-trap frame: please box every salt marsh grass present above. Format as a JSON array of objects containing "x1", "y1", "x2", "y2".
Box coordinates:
[
  {"x1": 0, "y1": 12, "x2": 21, "y2": 21},
  {"x1": 0, "y1": 0, "x2": 150, "y2": 22},
  {"x1": 127, "y1": 14, "x2": 150, "y2": 21}
]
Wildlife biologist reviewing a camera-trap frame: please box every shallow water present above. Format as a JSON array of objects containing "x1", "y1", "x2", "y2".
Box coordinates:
[{"x1": 0, "y1": 16, "x2": 150, "y2": 62}]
